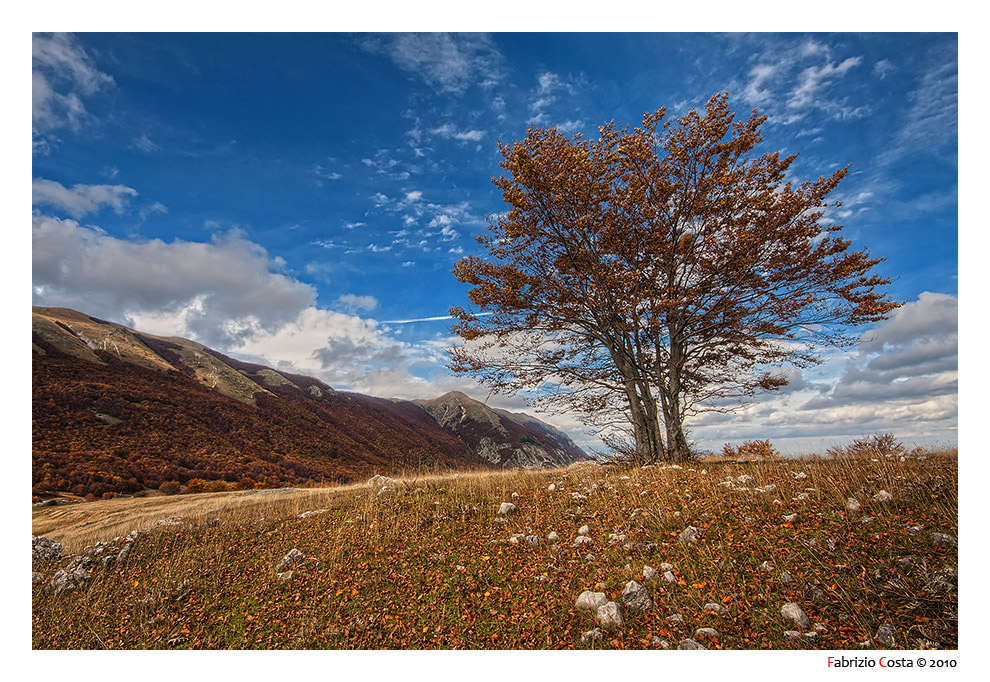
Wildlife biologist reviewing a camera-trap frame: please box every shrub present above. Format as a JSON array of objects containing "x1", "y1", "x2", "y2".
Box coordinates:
[
  {"x1": 827, "y1": 433, "x2": 905, "y2": 459},
  {"x1": 721, "y1": 439, "x2": 779, "y2": 460},
  {"x1": 101, "y1": 492, "x2": 116, "y2": 500},
  {"x1": 207, "y1": 480, "x2": 232, "y2": 493},
  {"x1": 185, "y1": 478, "x2": 208, "y2": 494},
  {"x1": 159, "y1": 481, "x2": 182, "y2": 495},
  {"x1": 235, "y1": 477, "x2": 255, "y2": 491}
]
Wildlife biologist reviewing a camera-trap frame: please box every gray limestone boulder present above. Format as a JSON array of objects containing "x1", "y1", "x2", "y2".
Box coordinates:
[
  {"x1": 575, "y1": 591, "x2": 608, "y2": 611},
  {"x1": 596, "y1": 601, "x2": 624, "y2": 628},
  {"x1": 781, "y1": 602, "x2": 811, "y2": 630},
  {"x1": 620, "y1": 580, "x2": 653, "y2": 614}
]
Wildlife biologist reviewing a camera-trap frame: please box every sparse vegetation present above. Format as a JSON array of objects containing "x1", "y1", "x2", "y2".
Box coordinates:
[{"x1": 33, "y1": 449, "x2": 957, "y2": 650}]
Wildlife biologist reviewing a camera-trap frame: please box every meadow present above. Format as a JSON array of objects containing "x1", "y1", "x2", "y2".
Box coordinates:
[{"x1": 32, "y1": 449, "x2": 957, "y2": 650}]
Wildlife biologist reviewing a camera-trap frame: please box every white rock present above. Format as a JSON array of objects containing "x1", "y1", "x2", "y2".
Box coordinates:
[
  {"x1": 678, "y1": 526, "x2": 701, "y2": 545},
  {"x1": 580, "y1": 628, "x2": 603, "y2": 643},
  {"x1": 547, "y1": 531, "x2": 559, "y2": 543},
  {"x1": 643, "y1": 565, "x2": 658, "y2": 582},
  {"x1": 660, "y1": 562, "x2": 674, "y2": 571},
  {"x1": 677, "y1": 638, "x2": 706, "y2": 649},
  {"x1": 703, "y1": 603, "x2": 728, "y2": 616},
  {"x1": 664, "y1": 571, "x2": 677, "y2": 583},
  {"x1": 872, "y1": 490, "x2": 894, "y2": 503},
  {"x1": 547, "y1": 484, "x2": 557, "y2": 492},
  {"x1": 573, "y1": 535, "x2": 593, "y2": 547},
  {"x1": 575, "y1": 591, "x2": 608, "y2": 611},
  {"x1": 620, "y1": 580, "x2": 653, "y2": 614},
  {"x1": 694, "y1": 627, "x2": 720, "y2": 641},
  {"x1": 525, "y1": 535, "x2": 540, "y2": 548},
  {"x1": 498, "y1": 502, "x2": 517, "y2": 515},
  {"x1": 783, "y1": 513, "x2": 798, "y2": 523},
  {"x1": 596, "y1": 601, "x2": 624, "y2": 628},
  {"x1": 846, "y1": 498, "x2": 861, "y2": 513},
  {"x1": 578, "y1": 524, "x2": 591, "y2": 536},
  {"x1": 781, "y1": 602, "x2": 811, "y2": 630}
]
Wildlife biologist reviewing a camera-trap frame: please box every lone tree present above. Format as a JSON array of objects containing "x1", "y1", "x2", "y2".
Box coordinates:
[{"x1": 449, "y1": 94, "x2": 900, "y2": 462}]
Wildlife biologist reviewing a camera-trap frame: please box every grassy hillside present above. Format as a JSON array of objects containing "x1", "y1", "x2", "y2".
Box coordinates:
[{"x1": 32, "y1": 452, "x2": 957, "y2": 650}]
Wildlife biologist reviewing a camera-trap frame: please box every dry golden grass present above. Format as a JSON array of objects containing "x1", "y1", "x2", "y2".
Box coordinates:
[{"x1": 33, "y1": 454, "x2": 957, "y2": 650}]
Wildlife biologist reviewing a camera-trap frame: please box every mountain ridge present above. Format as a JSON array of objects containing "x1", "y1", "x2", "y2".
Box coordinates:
[{"x1": 32, "y1": 307, "x2": 586, "y2": 497}]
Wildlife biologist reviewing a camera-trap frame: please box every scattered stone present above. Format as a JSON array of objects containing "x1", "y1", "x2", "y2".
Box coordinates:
[
  {"x1": 573, "y1": 535, "x2": 593, "y2": 547},
  {"x1": 575, "y1": 591, "x2": 608, "y2": 611},
  {"x1": 547, "y1": 531, "x2": 559, "y2": 543},
  {"x1": 620, "y1": 580, "x2": 653, "y2": 614},
  {"x1": 275, "y1": 548, "x2": 306, "y2": 572},
  {"x1": 585, "y1": 554, "x2": 596, "y2": 562},
  {"x1": 643, "y1": 565, "x2": 658, "y2": 582},
  {"x1": 791, "y1": 472, "x2": 808, "y2": 480},
  {"x1": 48, "y1": 556, "x2": 93, "y2": 594},
  {"x1": 367, "y1": 474, "x2": 394, "y2": 488},
  {"x1": 846, "y1": 498, "x2": 861, "y2": 513},
  {"x1": 276, "y1": 570, "x2": 294, "y2": 581},
  {"x1": 580, "y1": 628, "x2": 604, "y2": 643},
  {"x1": 578, "y1": 524, "x2": 591, "y2": 536},
  {"x1": 759, "y1": 561, "x2": 774, "y2": 571},
  {"x1": 678, "y1": 526, "x2": 701, "y2": 546},
  {"x1": 525, "y1": 535, "x2": 540, "y2": 548},
  {"x1": 781, "y1": 602, "x2": 811, "y2": 630},
  {"x1": 548, "y1": 484, "x2": 557, "y2": 492},
  {"x1": 703, "y1": 603, "x2": 728, "y2": 616},
  {"x1": 498, "y1": 502, "x2": 517, "y2": 516},
  {"x1": 664, "y1": 571, "x2": 677, "y2": 583},
  {"x1": 784, "y1": 630, "x2": 802, "y2": 643},
  {"x1": 736, "y1": 474, "x2": 756, "y2": 486},
  {"x1": 694, "y1": 627, "x2": 720, "y2": 641},
  {"x1": 874, "y1": 623, "x2": 898, "y2": 648},
  {"x1": 32, "y1": 536, "x2": 63, "y2": 566},
  {"x1": 32, "y1": 572, "x2": 44, "y2": 584},
  {"x1": 666, "y1": 613, "x2": 685, "y2": 624},
  {"x1": 677, "y1": 638, "x2": 706, "y2": 650},
  {"x1": 861, "y1": 516, "x2": 874, "y2": 524},
  {"x1": 783, "y1": 513, "x2": 798, "y2": 523},
  {"x1": 653, "y1": 638, "x2": 670, "y2": 649},
  {"x1": 596, "y1": 601, "x2": 624, "y2": 628},
  {"x1": 931, "y1": 532, "x2": 956, "y2": 547},
  {"x1": 780, "y1": 571, "x2": 794, "y2": 585},
  {"x1": 660, "y1": 562, "x2": 674, "y2": 571},
  {"x1": 297, "y1": 509, "x2": 329, "y2": 519},
  {"x1": 872, "y1": 490, "x2": 894, "y2": 503},
  {"x1": 596, "y1": 582, "x2": 608, "y2": 590},
  {"x1": 493, "y1": 517, "x2": 509, "y2": 524},
  {"x1": 511, "y1": 492, "x2": 520, "y2": 499}
]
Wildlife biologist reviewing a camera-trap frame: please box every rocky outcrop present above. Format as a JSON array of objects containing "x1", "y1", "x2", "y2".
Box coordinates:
[{"x1": 415, "y1": 392, "x2": 587, "y2": 469}]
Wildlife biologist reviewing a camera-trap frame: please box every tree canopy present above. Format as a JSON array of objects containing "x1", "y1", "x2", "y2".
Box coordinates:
[{"x1": 449, "y1": 93, "x2": 900, "y2": 462}]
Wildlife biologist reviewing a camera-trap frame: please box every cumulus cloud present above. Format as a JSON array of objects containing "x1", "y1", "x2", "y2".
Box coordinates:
[
  {"x1": 32, "y1": 178, "x2": 138, "y2": 219},
  {"x1": 32, "y1": 214, "x2": 315, "y2": 348}
]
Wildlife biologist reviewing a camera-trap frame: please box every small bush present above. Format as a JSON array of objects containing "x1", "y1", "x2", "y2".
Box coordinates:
[
  {"x1": 721, "y1": 439, "x2": 779, "y2": 459},
  {"x1": 827, "y1": 433, "x2": 905, "y2": 459},
  {"x1": 159, "y1": 481, "x2": 182, "y2": 496},
  {"x1": 185, "y1": 478, "x2": 208, "y2": 494}
]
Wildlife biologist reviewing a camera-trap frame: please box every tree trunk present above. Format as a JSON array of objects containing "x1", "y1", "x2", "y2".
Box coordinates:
[{"x1": 624, "y1": 379, "x2": 665, "y2": 464}]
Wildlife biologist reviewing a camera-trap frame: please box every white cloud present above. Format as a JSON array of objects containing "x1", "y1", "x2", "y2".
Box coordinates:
[
  {"x1": 429, "y1": 123, "x2": 486, "y2": 142},
  {"x1": 32, "y1": 214, "x2": 316, "y2": 348},
  {"x1": 32, "y1": 33, "x2": 114, "y2": 148},
  {"x1": 32, "y1": 179, "x2": 138, "y2": 219},
  {"x1": 336, "y1": 294, "x2": 379, "y2": 313},
  {"x1": 737, "y1": 40, "x2": 868, "y2": 124},
  {"x1": 360, "y1": 33, "x2": 503, "y2": 95}
]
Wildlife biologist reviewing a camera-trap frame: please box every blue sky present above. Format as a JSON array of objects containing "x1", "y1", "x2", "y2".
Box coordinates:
[{"x1": 30, "y1": 30, "x2": 960, "y2": 454}]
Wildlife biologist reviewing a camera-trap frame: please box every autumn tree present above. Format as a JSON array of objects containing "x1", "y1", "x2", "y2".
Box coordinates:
[{"x1": 449, "y1": 93, "x2": 900, "y2": 462}]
